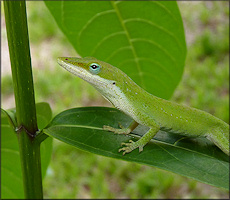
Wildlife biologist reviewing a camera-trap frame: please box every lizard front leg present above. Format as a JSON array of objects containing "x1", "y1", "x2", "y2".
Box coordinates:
[{"x1": 119, "y1": 123, "x2": 160, "y2": 155}]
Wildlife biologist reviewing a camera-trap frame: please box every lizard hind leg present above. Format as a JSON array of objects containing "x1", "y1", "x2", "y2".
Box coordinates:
[{"x1": 206, "y1": 125, "x2": 229, "y2": 156}]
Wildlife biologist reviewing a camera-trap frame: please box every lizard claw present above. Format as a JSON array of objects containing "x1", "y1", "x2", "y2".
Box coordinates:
[
  {"x1": 119, "y1": 140, "x2": 144, "y2": 155},
  {"x1": 121, "y1": 140, "x2": 135, "y2": 146},
  {"x1": 119, "y1": 140, "x2": 136, "y2": 155},
  {"x1": 119, "y1": 147, "x2": 133, "y2": 155}
]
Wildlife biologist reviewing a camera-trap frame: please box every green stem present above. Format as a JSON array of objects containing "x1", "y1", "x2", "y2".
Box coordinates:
[{"x1": 4, "y1": 1, "x2": 43, "y2": 199}]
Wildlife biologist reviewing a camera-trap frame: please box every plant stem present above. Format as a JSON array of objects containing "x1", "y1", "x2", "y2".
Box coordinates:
[{"x1": 4, "y1": 1, "x2": 43, "y2": 199}]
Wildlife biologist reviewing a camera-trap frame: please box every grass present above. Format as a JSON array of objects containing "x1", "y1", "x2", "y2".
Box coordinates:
[{"x1": 1, "y1": 1, "x2": 229, "y2": 199}]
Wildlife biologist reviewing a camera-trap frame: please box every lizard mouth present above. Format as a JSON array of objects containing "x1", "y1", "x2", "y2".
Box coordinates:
[
  {"x1": 57, "y1": 57, "x2": 85, "y2": 77},
  {"x1": 57, "y1": 57, "x2": 106, "y2": 87}
]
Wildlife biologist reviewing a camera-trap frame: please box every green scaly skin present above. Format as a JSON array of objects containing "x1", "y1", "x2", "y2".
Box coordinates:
[{"x1": 57, "y1": 57, "x2": 229, "y2": 155}]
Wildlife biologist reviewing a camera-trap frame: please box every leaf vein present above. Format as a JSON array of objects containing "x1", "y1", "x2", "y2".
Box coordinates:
[
  {"x1": 105, "y1": 46, "x2": 132, "y2": 62},
  {"x1": 131, "y1": 38, "x2": 177, "y2": 67},
  {"x1": 153, "y1": 1, "x2": 179, "y2": 22},
  {"x1": 91, "y1": 31, "x2": 126, "y2": 55},
  {"x1": 111, "y1": 1, "x2": 146, "y2": 89},
  {"x1": 77, "y1": 9, "x2": 116, "y2": 44},
  {"x1": 124, "y1": 18, "x2": 183, "y2": 50}
]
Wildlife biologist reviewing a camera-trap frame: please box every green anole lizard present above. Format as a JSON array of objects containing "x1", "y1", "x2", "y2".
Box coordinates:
[{"x1": 57, "y1": 57, "x2": 229, "y2": 156}]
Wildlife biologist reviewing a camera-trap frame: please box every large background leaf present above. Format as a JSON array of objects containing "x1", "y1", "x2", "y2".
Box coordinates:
[
  {"x1": 43, "y1": 107, "x2": 229, "y2": 190},
  {"x1": 1, "y1": 102, "x2": 53, "y2": 199},
  {"x1": 44, "y1": 1, "x2": 186, "y2": 99}
]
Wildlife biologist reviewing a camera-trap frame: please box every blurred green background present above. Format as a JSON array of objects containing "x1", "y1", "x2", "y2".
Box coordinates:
[{"x1": 1, "y1": 1, "x2": 229, "y2": 199}]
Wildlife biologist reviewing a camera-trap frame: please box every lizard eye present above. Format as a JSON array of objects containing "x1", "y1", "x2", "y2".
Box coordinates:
[{"x1": 89, "y1": 63, "x2": 101, "y2": 74}]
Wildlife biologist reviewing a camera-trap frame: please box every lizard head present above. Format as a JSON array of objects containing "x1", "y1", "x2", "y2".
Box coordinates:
[
  {"x1": 57, "y1": 56, "x2": 131, "y2": 90},
  {"x1": 57, "y1": 57, "x2": 135, "y2": 100}
]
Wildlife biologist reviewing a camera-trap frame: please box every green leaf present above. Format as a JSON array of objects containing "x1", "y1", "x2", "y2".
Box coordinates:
[
  {"x1": 44, "y1": 107, "x2": 229, "y2": 190},
  {"x1": 1, "y1": 102, "x2": 53, "y2": 199},
  {"x1": 1, "y1": 108, "x2": 17, "y2": 130},
  {"x1": 45, "y1": 1, "x2": 186, "y2": 99}
]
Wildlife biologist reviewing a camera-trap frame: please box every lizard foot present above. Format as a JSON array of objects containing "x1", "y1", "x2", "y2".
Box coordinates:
[
  {"x1": 119, "y1": 140, "x2": 143, "y2": 155},
  {"x1": 103, "y1": 124, "x2": 130, "y2": 135}
]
